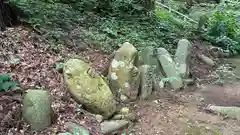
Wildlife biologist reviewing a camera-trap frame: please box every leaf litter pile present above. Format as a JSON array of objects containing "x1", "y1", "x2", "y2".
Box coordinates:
[{"x1": 0, "y1": 26, "x2": 111, "y2": 135}]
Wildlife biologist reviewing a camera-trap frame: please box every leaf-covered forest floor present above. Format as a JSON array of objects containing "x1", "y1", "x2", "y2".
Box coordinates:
[{"x1": 1, "y1": 25, "x2": 240, "y2": 134}]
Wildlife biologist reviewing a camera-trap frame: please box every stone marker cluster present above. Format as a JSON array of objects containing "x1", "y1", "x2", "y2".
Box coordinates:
[{"x1": 21, "y1": 39, "x2": 195, "y2": 134}]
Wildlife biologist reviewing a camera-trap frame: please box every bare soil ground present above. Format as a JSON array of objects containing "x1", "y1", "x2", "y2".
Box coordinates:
[
  {"x1": 1, "y1": 26, "x2": 240, "y2": 135},
  {"x1": 128, "y1": 39, "x2": 240, "y2": 135}
]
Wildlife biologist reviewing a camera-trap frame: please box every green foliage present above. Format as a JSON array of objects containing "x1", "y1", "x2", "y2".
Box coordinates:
[
  {"x1": 206, "y1": 6, "x2": 240, "y2": 55},
  {"x1": 10, "y1": 0, "x2": 187, "y2": 53},
  {"x1": 0, "y1": 74, "x2": 19, "y2": 92},
  {"x1": 154, "y1": 6, "x2": 195, "y2": 38},
  {"x1": 155, "y1": 7, "x2": 182, "y2": 27},
  {"x1": 71, "y1": 0, "x2": 154, "y2": 15},
  {"x1": 208, "y1": 8, "x2": 239, "y2": 39},
  {"x1": 86, "y1": 14, "x2": 179, "y2": 52}
]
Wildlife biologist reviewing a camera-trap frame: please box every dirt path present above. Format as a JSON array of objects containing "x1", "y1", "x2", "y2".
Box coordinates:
[
  {"x1": 128, "y1": 40, "x2": 240, "y2": 135},
  {"x1": 1, "y1": 26, "x2": 240, "y2": 135},
  {"x1": 130, "y1": 88, "x2": 240, "y2": 135}
]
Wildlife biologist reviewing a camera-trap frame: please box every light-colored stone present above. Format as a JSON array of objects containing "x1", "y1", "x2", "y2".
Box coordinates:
[
  {"x1": 183, "y1": 78, "x2": 195, "y2": 86},
  {"x1": 174, "y1": 39, "x2": 192, "y2": 78},
  {"x1": 120, "y1": 95, "x2": 128, "y2": 102},
  {"x1": 64, "y1": 59, "x2": 116, "y2": 118},
  {"x1": 108, "y1": 42, "x2": 140, "y2": 102},
  {"x1": 57, "y1": 133, "x2": 72, "y2": 135},
  {"x1": 64, "y1": 122, "x2": 89, "y2": 135},
  {"x1": 156, "y1": 47, "x2": 183, "y2": 90},
  {"x1": 101, "y1": 120, "x2": 129, "y2": 134},
  {"x1": 119, "y1": 107, "x2": 130, "y2": 115},
  {"x1": 22, "y1": 89, "x2": 52, "y2": 131},
  {"x1": 112, "y1": 114, "x2": 124, "y2": 120},
  {"x1": 95, "y1": 114, "x2": 104, "y2": 123},
  {"x1": 205, "y1": 105, "x2": 240, "y2": 121},
  {"x1": 197, "y1": 54, "x2": 215, "y2": 66},
  {"x1": 139, "y1": 65, "x2": 153, "y2": 99},
  {"x1": 139, "y1": 46, "x2": 164, "y2": 93}
]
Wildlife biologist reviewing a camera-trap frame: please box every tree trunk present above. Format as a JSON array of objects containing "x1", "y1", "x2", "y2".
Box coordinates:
[
  {"x1": 0, "y1": 0, "x2": 6, "y2": 31},
  {"x1": 0, "y1": 0, "x2": 20, "y2": 31}
]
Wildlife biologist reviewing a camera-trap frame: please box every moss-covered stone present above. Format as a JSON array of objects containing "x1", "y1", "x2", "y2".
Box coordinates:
[
  {"x1": 22, "y1": 89, "x2": 52, "y2": 131},
  {"x1": 139, "y1": 46, "x2": 165, "y2": 92},
  {"x1": 64, "y1": 59, "x2": 117, "y2": 118},
  {"x1": 108, "y1": 42, "x2": 140, "y2": 102},
  {"x1": 139, "y1": 65, "x2": 153, "y2": 99},
  {"x1": 174, "y1": 39, "x2": 192, "y2": 78},
  {"x1": 156, "y1": 47, "x2": 183, "y2": 90}
]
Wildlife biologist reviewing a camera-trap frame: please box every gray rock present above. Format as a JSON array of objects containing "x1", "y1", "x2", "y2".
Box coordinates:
[
  {"x1": 188, "y1": 6, "x2": 209, "y2": 21},
  {"x1": 64, "y1": 122, "x2": 89, "y2": 135},
  {"x1": 209, "y1": 46, "x2": 230, "y2": 58},
  {"x1": 139, "y1": 46, "x2": 164, "y2": 92},
  {"x1": 156, "y1": 48, "x2": 183, "y2": 90},
  {"x1": 152, "y1": 65, "x2": 165, "y2": 93},
  {"x1": 139, "y1": 65, "x2": 153, "y2": 99},
  {"x1": 95, "y1": 114, "x2": 103, "y2": 123},
  {"x1": 139, "y1": 46, "x2": 156, "y2": 66},
  {"x1": 183, "y1": 78, "x2": 195, "y2": 86},
  {"x1": 120, "y1": 94, "x2": 128, "y2": 102},
  {"x1": 174, "y1": 39, "x2": 192, "y2": 78},
  {"x1": 197, "y1": 54, "x2": 215, "y2": 66},
  {"x1": 57, "y1": 133, "x2": 72, "y2": 135},
  {"x1": 22, "y1": 89, "x2": 52, "y2": 131},
  {"x1": 64, "y1": 59, "x2": 117, "y2": 118},
  {"x1": 112, "y1": 114, "x2": 124, "y2": 120},
  {"x1": 205, "y1": 105, "x2": 240, "y2": 121},
  {"x1": 112, "y1": 113, "x2": 137, "y2": 122},
  {"x1": 101, "y1": 120, "x2": 129, "y2": 134},
  {"x1": 108, "y1": 42, "x2": 140, "y2": 102}
]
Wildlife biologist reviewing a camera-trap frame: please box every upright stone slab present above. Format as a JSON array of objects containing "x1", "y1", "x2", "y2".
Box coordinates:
[
  {"x1": 156, "y1": 47, "x2": 183, "y2": 90},
  {"x1": 174, "y1": 39, "x2": 192, "y2": 78},
  {"x1": 139, "y1": 46, "x2": 156, "y2": 65},
  {"x1": 108, "y1": 42, "x2": 140, "y2": 102},
  {"x1": 139, "y1": 46, "x2": 164, "y2": 91},
  {"x1": 139, "y1": 65, "x2": 153, "y2": 99}
]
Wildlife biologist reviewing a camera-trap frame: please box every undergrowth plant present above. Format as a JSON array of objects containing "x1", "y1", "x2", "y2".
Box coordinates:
[
  {"x1": 10, "y1": 0, "x2": 188, "y2": 52},
  {"x1": 0, "y1": 73, "x2": 19, "y2": 92},
  {"x1": 205, "y1": 5, "x2": 240, "y2": 55},
  {"x1": 9, "y1": 0, "x2": 189, "y2": 53}
]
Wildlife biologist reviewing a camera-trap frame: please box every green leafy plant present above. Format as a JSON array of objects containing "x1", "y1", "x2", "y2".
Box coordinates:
[
  {"x1": 0, "y1": 74, "x2": 19, "y2": 92},
  {"x1": 206, "y1": 6, "x2": 240, "y2": 55},
  {"x1": 9, "y1": 0, "x2": 187, "y2": 54}
]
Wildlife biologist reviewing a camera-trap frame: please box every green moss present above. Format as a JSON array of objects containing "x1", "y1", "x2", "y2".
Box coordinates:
[{"x1": 64, "y1": 59, "x2": 117, "y2": 118}]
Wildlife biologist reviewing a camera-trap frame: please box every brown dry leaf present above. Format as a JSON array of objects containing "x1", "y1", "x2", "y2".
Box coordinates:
[{"x1": 0, "y1": 26, "x2": 107, "y2": 135}]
